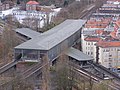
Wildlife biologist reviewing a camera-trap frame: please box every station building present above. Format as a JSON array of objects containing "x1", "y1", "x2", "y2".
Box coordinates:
[{"x1": 14, "y1": 19, "x2": 87, "y2": 62}]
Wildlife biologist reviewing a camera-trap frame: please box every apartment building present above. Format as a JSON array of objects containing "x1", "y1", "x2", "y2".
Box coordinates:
[
  {"x1": 82, "y1": 26, "x2": 120, "y2": 68},
  {"x1": 96, "y1": 41, "x2": 120, "y2": 68},
  {"x1": 81, "y1": 18, "x2": 110, "y2": 59},
  {"x1": 0, "y1": 0, "x2": 13, "y2": 11},
  {"x1": 81, "y1": 0, "x2": 120, "y2": 69},
  {"x1": 82, "y1": 36, "x2": 101, "y2": 61}
]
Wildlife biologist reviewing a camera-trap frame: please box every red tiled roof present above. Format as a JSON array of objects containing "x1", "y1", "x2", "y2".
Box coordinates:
[
  {"x1": 110, "y1": 31, "x2": 118, "y2": 39},
  {"x1": 85, "y1": 24, "x2": 108, "y2": 28},
  {"x1": 96, "y1": 41, "x2": 120, "y2": 48},
  {"x1": 114, "y1": 24, "x2": 119, "y2": 32},
  {"x1": 85, "y1": 19, "x2": 110, "y2": 28},
  {"x1": 27, "y1": 0, "x2": 39, "y2": 5},
  {"x1": 95, "y1": 30, "x2": 104, "y2": 35},
  {"x1": 84, "y1": 37, "x2": 101, "y2": 42},
  {"x1": 115, "y1": 21, "x2": 120, "y2": 28}
]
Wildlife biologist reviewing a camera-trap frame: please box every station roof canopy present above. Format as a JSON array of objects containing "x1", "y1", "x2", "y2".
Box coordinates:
[
  {"x1": 65, "y1": 47, "x2": 94, "y2": 61},
  {"x1": 16, "y1": 28, "x2": 41, "y2": 39},
  {"x1": 15, "y1": 19, "x2": 86, "y2": 50}
]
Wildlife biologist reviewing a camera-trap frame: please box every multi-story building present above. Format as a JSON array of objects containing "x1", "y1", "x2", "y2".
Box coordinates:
[
  {"x1": 12, "y1": 0, "x2": 58, "y2": 29},
  {"x1": 26, "y1": 0, "x2": 39, "y2": 11},
  {"x1": 82, "y1": 28, "x2": 120, "y2": 69},
  {"x1": 82, "y1": 36, "x2": 101, "y2": 61},
  {"x1": 81, "y1": 18, "x2": 110, "y2": 61},
  {"x1": 96, "y1": 41, "x2": 120, "y2": 68},
  {"x1": 81, "y1": 0, "x2": 120, "y2": 69},
  {"x1": 93, "y1": 0, "x2": 120, "y2": 17},
  {"x1": 0, "y1": 0, "x2": 12, "y2": 11}
]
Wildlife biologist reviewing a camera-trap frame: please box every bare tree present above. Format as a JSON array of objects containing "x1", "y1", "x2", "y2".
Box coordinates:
[
  {"x1": 40, "y1": 55, "x2": 50, "y2": 90},
  {"x1": 22, "y1": 17, "x2": 39, "y2": 30},
  {"x1": 0, "y1": 24, "x2": 21, "y2": 63},
  {"x1": 11, "y1": 76, "x2": 34, "y2": 90}
]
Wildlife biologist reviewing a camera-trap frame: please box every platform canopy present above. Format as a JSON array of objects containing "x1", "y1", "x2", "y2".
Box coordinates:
[
  {"x1": 16, "y1": 28, "x2": 41, "y2": 39},
  {"x1": 65, "y1": 47, "x2": 94, "y2": 61}
]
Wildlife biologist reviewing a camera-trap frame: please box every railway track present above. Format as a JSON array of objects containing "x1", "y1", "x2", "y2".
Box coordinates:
[
  {"x1": 74, "y1": 67, "x2": 102, "y2": 83},
  {"x1": 0, "y1": 61, "x2": 49, "y2": 88},
  {"x1": 69, "y1": 62, "x2": 103, "y2": 83},
  {"x1": 98, "y1": 80, "x2": 120, "y2": 90},
  {"x1": 88, "y1": 62, "x2": 120, "y2": 90},
  {"x1": 79, "y1": 4, "x2": 96, "y2": 19},
  {"x1": 0, "y1": 61, "x2": 17, "y2": 74},
  {"x1": 111, "y1": 80, "x2": 120, "y2": 89},
  {"x1": 22, "y1": 62, "x2": 42, "y2": 78},
  {"x1": 22, "y1": 61, "x2": 50, "y2": 79},
  {"x1": 90, "y1": 62, "x2": 120, "y2": 81}
]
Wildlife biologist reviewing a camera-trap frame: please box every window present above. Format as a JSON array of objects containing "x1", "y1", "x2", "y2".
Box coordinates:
[
  {"x1": 109, "y1": 63, "x2": 112, "y2": 67},
  {"x1": 88, "y1": 42, "x2": 90, "y2": 45},
  {"x1": 91, "y1": 42, "x2": 93, "y2": 45},
  {"x1": 88, "y1": 47, "x2": 89, "y2": 50},
  {"x1": 91, "y1": 52, "x2": 93, "y2": 55},
  {"x1": 103, "y1": 49, "x2": 105, "y2": 52},
  {"x1": 109, "y1": 55, "x2": 112, "y2": 57},
  {"x1": 114, "y1": 48, "x2": 116, "y2": 51},
  {"x1": 106, "y1": 49, "x2": 109, "y2": 52},
  {"x1": 91, "y1": 47, "x2": 93, "y2": 50},
  {"x1": 111, "y1": 48, "x2": 113, "y2": 51},
  {"x1": 88, "y1": 52, "x2": 89, "y2": 55}
]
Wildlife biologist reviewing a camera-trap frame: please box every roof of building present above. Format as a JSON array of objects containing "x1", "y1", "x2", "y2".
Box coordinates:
[
  {"x1": 92, "y1": 13, "x2": 120, "y2": 16},
  {"x1": 102, "y1": 4, "x2": 118, "y2": 8},
  {"x1": 85, "y1": 17, "x2": 112, "y2": 28},
  {"x1": 27, "y1": 0, "x2": 39, "y2": 5},
  {"x1": 96, "y1": 41, "x2": 120, "y2": 48},
  {"x1": 95, "y1": 30, "x2": 104, "y2": 34},
  {"x1": 15, "y1": 19, "x2": 86, "y2": 50},
  {"x1": 65, "y1": 47, "x2": 93, "y2": 61},
  {"x1": 115, "y1": 21, "x2": 120, "y2": 27},
  {"x1": 110, "y1": 31, "x2": 118, "y2": 39},
  {"x1": 16, "y1": 28, "x2": 41, "y2": 39},
  {"x1": 84, "y1": 36, "x2": 101, "y2": 42}
]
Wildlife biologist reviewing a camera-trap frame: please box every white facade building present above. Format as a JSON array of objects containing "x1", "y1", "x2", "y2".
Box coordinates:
[
  {"x1": 81, "y1": 36, "x2": 100, "y2": 61},
  {"x1": 96, "y1": 41, "x2": 120, "y2": 68},
  {"x1": 82, "y1": 34, "x2": 120, "y2": 68},
  {"x1": 12, "y1": 10, "x2": 55, "y2": 28}
]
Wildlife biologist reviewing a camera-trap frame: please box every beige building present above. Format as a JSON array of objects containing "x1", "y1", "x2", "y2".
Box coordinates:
[
  {"x1": 96, "y1": 41, "x2": 120, "y2": 68},
  {"x1": 82, "y1": 34, "x2": 120, "y2": 69}
]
